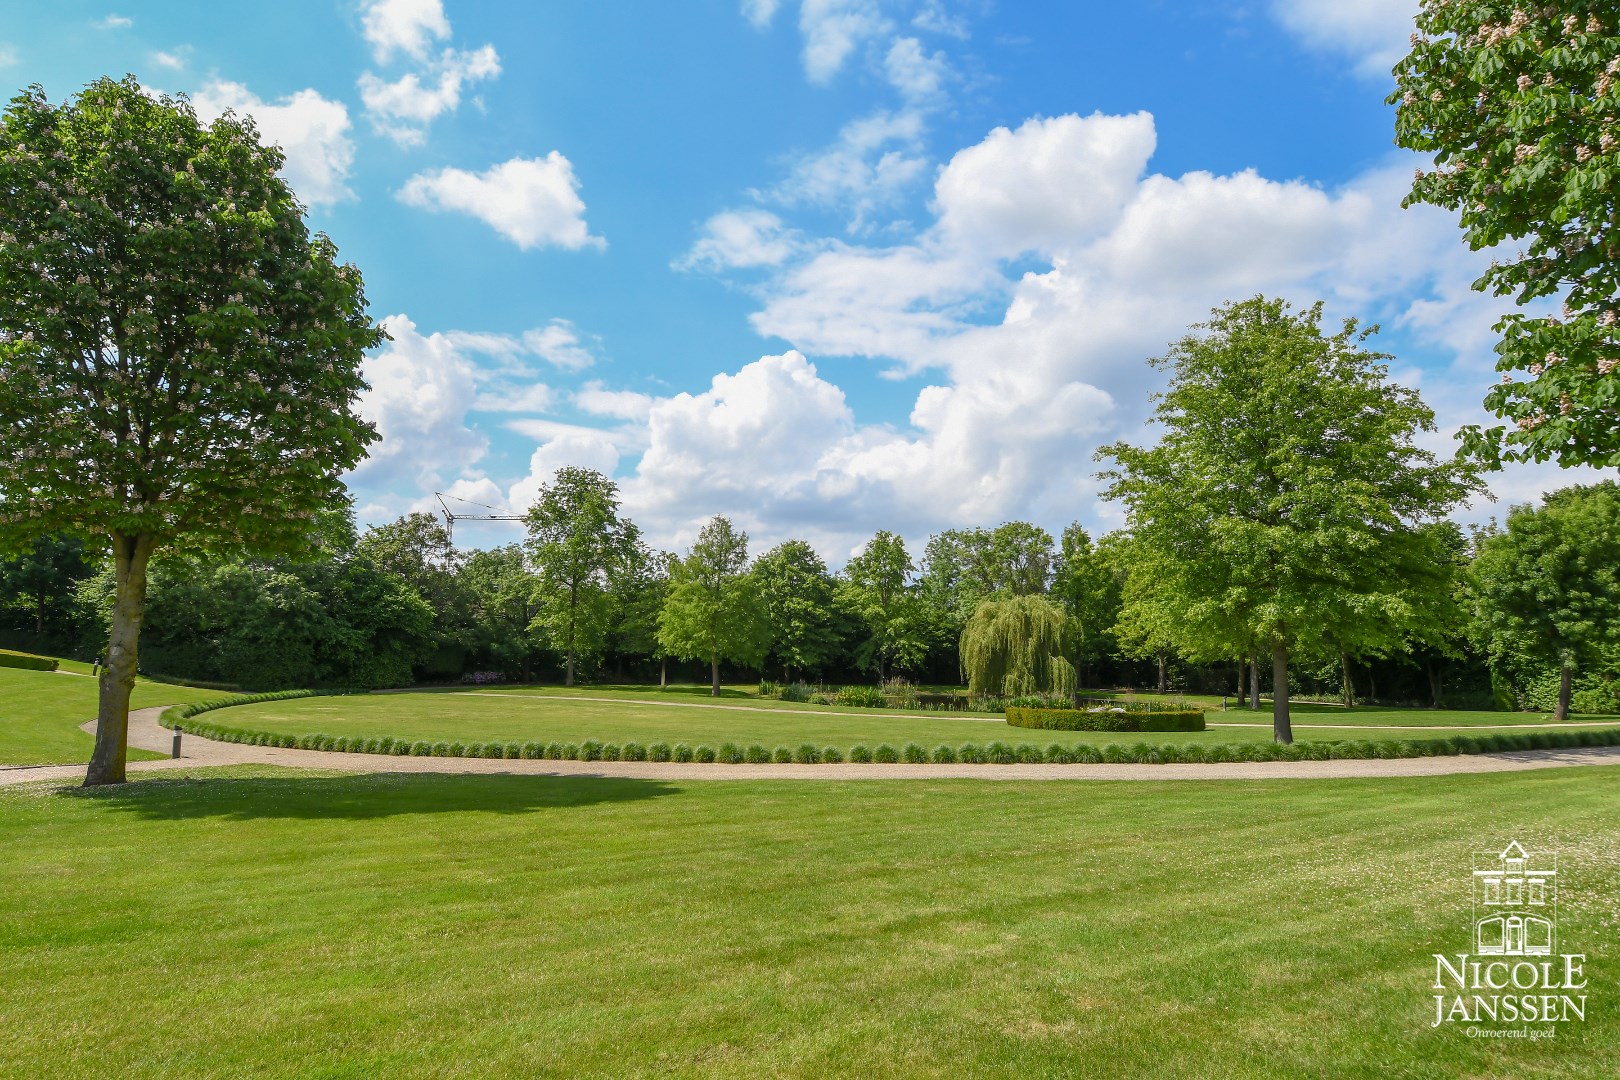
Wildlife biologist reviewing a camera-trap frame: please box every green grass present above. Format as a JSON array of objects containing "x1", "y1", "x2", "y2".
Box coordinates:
[
  {"x1": 0, "y1": 666, "x2": 227, "y2": 766},
  {"x1": 1, "y1": 764, "x2": 1616, "y2": 1077},
  {"x1": 220, "y1": 688, "x2": 1620, "y2": 751}
]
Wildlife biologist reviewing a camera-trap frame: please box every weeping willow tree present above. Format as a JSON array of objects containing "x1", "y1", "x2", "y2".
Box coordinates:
[{"x1": 961, "y1": 595, "x2": 1075, "y2": 697}]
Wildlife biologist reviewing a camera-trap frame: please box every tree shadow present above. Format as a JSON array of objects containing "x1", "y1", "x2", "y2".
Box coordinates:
[{"x1": 58, "y1": 770, "x2": 680, "y2": 822}]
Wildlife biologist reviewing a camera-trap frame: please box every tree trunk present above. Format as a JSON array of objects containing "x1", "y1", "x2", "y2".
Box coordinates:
[
  {"x1": 1340, "y1": 651, "x2": 1354, "y2": 709},
  {"x1": 1555, "y1": 662, "x2": 1573, "y2": 722},
  {"x1": 710, "y1": 655, "x2": 721, "y2": 697},
  {"x1": 565, "y1": 648, "x2": 575, "y2": 687},
  {"x1": 1155, "y1": 649, "x2": 1167, "y2": 693},
  {"x1": 1249, "y1": 650, "x2": 1261, "y2": 711},
  {"x1": 86, "y1": 533, "x2": 156, "y2": 787},
  {"x1": 1271, "y1": 639, "x2": 1292, "y2": 744},
  {"x1": 35, "y1": 591, "x2": 46, "y2": 636},
  {"x1": 660, "y1": 656, "x2": 667, "y2": 689},
  {"x1": 1367, "y1": 669, "x2": 1377, "y2": 704},
  {"x1": 1426, "y1": 660, "x2": 1442, "y2": 710}
]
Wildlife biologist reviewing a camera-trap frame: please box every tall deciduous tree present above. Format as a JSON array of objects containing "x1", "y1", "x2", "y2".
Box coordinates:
[
  {"x1": 0, "y1": 534, "x2": 93, "y2": 639},
  {"x1": 1469, "y1": 482, "x2": 1620, "y2": 720},
  {"x1": 523, "y1": 467, "x2": 637, "y2": 686},
  {"x1": 358, "y1": 512, "x2": 473, "y2": 672},
  {"x1": 1051, "y1": 525, "x2": 1123, "y2": 693},
  {"x1": 1392, "y1": 3, "x2": 1620, "y2": 466},
  {"x1": 658, "y1": 516, "x2": 768, "y2": 695},
  {"x1": 839, "y1": 530, "x2": 925, "y2": 682},
  {"x1": 0, "y1": 78, "x2": 382, "y2": 784},
  {"x1": 1097, "y1": 296, "x2": 1477, "y2": 742},
  {"x1": 752, "y1": 540, "x2": 840, "y2": 683}
]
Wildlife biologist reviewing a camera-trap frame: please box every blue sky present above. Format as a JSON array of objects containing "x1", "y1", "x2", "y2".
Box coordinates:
[{"x1": 2, "y1": 1, "x2": 1597, "y2": 558}]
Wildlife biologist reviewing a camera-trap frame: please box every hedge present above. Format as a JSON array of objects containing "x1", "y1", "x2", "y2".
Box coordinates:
[
  {"x1": 160, "y1": 695, "x2": 1620, "y2": 766},
  {"x1": 0, "y1": 649, "x2": 59, "y2": 672},
  {"x1": 1006, "y1": 705, "x2": 1206, "y2": 732}
]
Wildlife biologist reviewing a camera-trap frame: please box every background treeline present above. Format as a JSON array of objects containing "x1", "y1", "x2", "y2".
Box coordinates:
[{"x1": 4, "y1": 467, "x2": 1616, "y2": 711}]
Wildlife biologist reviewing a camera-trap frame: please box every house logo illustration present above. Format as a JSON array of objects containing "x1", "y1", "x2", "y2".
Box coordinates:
[
  {"x1": 1472, "y1": 841, "x2": 1555, "y2": 957},
  {"x1": 1431, "y1": 840, "x2": 1588, "y2": 1035}
]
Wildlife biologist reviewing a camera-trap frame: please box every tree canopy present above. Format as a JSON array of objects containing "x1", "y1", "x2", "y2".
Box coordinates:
[
  {"x1": 752, "y1": 540, "x2": 841, "y2": 682},
  {"x1": 960, "y1": 594, "x2": 1073, "y2": 698},
  {"x1": 657, "y1": 516, "x2": 768, "y2": 695},
  {"x1": 0, "y1": 77, "x2": 383, "y2": 783},
  {"x1": 1392, "y1": 3, "x2": 1620, "y2": 466},
  {"x1": 1097, "y1": 296, "x2": 1477, "y2": 741}
]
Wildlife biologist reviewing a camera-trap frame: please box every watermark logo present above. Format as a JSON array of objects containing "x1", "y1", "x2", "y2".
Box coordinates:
[{"x1": 1432, "y1": 841, "x2": 1587, "y2": 1037}]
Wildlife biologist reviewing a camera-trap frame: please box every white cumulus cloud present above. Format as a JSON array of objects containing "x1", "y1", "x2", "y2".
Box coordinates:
[
  {"x1": 358, "y1": 44, "x2": 500, "y2": 146},
  {"x1": 1270, "y1": 0, "x2": 1418, "y2": 80},
  {"x1": 189, "y1": 80, "x2": 356, "y2": 207},
  {"x1": 361, "y1": 0, "x2": 451, "y2": 63},
  {"x1": 678, "y1": 209, "x2": 800, "y2": 271},
  {"x1": 398, "y1": 154, "x2": 605, "y2": 251}
]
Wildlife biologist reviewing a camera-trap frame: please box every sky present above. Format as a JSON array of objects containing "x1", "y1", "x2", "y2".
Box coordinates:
[{"x1": 2, "y1": 1, "x2": 1605, "y2": 560}]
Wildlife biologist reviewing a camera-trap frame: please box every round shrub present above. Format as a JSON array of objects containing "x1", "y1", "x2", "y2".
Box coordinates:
[
  {"x1": 392, "y1": 740, "x2": 413, "y2": 756},
  {"x1": 1043, "y1": 743, "x2": 1069, "y2": 764},
  {"x1": 793, "y1": 743, "x2": 820, "y2": 764},
  {"x1": 580, "y1": 740, "x2": 603, "y2": 762},
  {"x1": 520, "y1": 741, "x2": 542, "y2": 759},
  {"x1": 1014, "y1": 743, "x2": 1042, "y2": 764},
  {"x1": 932, "y1": 744, "x2": 958, "y2": 764},
  {"x1": 466, "y1": 743, "x2": 486, "y2": 758},
  {"x1": 430, "y1": 741, "x2": 450, "y2": 757},
  {"x1": 958, "y1": 743, "x2": 986, "y2": 764},
  {"x1": 376, "y1": 737, "x2": 394, "y2": 753},
  {"x1": 1074, "y1": 744, "x2": 1103, "y2": 764},
  {"x1": 544, "y1": 742, "x2": 565, "y2": 760},
  {"x1": 821, "y1": 746, "x2": 844, "y2": 763},
  {"x1": 903, "y1": 743, "x2": 928, "y2": 764},
  {"x1": 648, "y1": 742, "x2": 672, "y2": 762},
  {"x1": 485, "y1": 743, "x2": 508, "y2": 759},
  {"x1": 296, "y1": 734, "x2": 318, "y2": 750},
  {"x1": 848, "y1": 745, "x2": 872, "y2": 763},
  {"x1": 601, "y1": 744, "x2": 622, "y2": 762},
  {"x1": 448, "y1": 742, "x2": 467, "y2": 757},
  {"x1": 409, "y1": 741, "x2": 431, "y2": 756},
  {"x1": 718, "y1": 742, "x2": 744, "y2": 765},
  {"x1": 694, "y1": 744, "x2": 717, "y2": 764},
  {"x1": 673, "y1": 743, "x2": 694, "y2": 763},
  {"x1": 1194, "y1": 743, "x2": 1226, "y2": 763},
  {"x1": 622, "y1": 742, "x2": 647, "y2": 762},
  {"x1": 744, "y1": 744, "x2": 770, "y2": 764},
  {"x1": 873, "y1": 744, "x2": 899, "y2": 764},
  {"x1": 987, "y1": 742, "x2": 1016, "y2": 764}
]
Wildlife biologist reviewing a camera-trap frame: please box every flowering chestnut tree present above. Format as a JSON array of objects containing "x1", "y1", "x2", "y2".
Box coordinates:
[
  {"x1": 0, "y1": 78, "x2": 383, "y2": 785},
  {"x1": 1391, "y1": 3, "x2": 1620, "y2": 466}
]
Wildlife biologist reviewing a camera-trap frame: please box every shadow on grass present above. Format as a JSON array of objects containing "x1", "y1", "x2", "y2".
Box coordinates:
[{"x1": 59, "y1": 771, "x2": 680, "y2": 821}]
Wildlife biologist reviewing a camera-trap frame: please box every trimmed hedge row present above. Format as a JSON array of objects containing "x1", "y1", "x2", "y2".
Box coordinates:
[
  {"x1": 161, "y1": 699, "x2": 1620, "y2": 765},
  {"x1": 1006, "y1": 705, "x2": 1207, "y2": 732},
  {"x1": 0, "y1": 649, "x2": 59, "y2": 672}
]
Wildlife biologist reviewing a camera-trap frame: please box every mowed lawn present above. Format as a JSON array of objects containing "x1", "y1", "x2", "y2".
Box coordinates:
[
  {"x1": 0, "y1": 666, "x2": 228, "y2": 766},
  {"x1": 2, "y1": 765, "x2": 1617, "y2": 1078},
  {"x1": 219, "y1": 687, "x2": 1620, "y2": 751}
]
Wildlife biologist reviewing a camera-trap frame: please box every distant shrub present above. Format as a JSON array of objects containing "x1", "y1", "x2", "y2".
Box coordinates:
[
  {"x1": 873, "y1": 743, "x2": 899, "y2": 764},
  {"x1": 447, "y1": 742, "x2": 466, "y2": 757},
  {"x1": 757, "y1": 680, "x2": 780, "y2": 698},
  {"x1": 673, "y1": 743, "x2": 694, "y2": 763},
  {"x1": 718, "y1": 742, "x2": 744, "y2": 764},
  {"x1": 694, "y1": 744, "x2": 717, "y2": 763},
  {"x1": 466, "y1": 742, "x2": 485, "y2": 758},
  {"x1": 410, "y1": 741, "x2": 432, "y2": 756},
  {"x1": 902, "y1": 742, "x2": 927, "y2": 763},
  {"x1": 1015, "y1": 744, "x2": 1042, "y2": 764},
  {"x1": 881, "y1": 678, "x2": 919, "y2": 709},
  {"x1": 0, "y1": 649, "x2": 58, "y2": 671},
  {"x1": 744, "y1": 744, "x2": 771, "y2": 764},
  {"x1": 432, "y1": 741, "x2": 451, "y2": 757},
  {"x1": 931, "y1": 744, "x2": 957, "y2": 764},
  {"x1": 580, "y1": 740, "x2": 603, "y2": 762},
  {"x1": 648, "y1": 742, "x2": 672, "y2": 763},
  {"x1": 834, "y1": 685, "x2": 887, "y2": 709},
  {"x1": 1074, "y1": 744, "x2": 1103, "y2": 764},
  {"x1": 522, "y1": 742, "x2": 544, "y2": 759},
  {"x1": 1006, "y1": 705, "x2": 1206, "y2": 733},
  {"x1": 987, "y1": 742, "x2": 1015, "y2": 764},
  {"x1": 773, "y1": 746, "x2": 794, "y2": 763},
  {"x1": 821, "y1": 746, "x2": 844, "y2": 763},
  {"x1": 1044, "y1": 743, "x2": 1070, "y2": 764},
  {"x1": 793, "y1": 743, "x2": 820, "y2": 764},
  {"x1": 503, "y1": 743, "x2": 522, "y2": 759},
  {"x1": 562, "y1": 743, "x2": 581, "y2": 760},
  {"x1": 622, "y1": 742, "x2": 647, "y2": 762},
  {"x1": 601, "y1": 744, "x2": 621, "y2": 762},
  {"x1": 779, "y1": 682, "x2": 813, "y2": 703},
  {"x1": 544, "y1": 742, "x2": 565, "y2": 760},
  {"x1": 487, "y1": 743, "x2": 510, "y2": 759},
  {"x1": 848, "y1": 744, "x2": 872, "y2": 763},
  {"x1": 958, "y1": 743, "x2": 986, "y2": 763}
]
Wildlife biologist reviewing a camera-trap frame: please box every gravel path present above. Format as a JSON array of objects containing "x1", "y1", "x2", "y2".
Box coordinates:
[{"x1": 2, "y1": 705, "x2": 1618, "y2": 786}]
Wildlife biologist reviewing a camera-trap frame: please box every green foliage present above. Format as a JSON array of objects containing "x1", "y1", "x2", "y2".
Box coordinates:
[
  {"x1": 873, "y1": 743, "x2": 899, "y2": 764},
  {"x1": 744, "y1": 744, "x2": 770, "y2": 764},
  {"x1": 657, "y1": 516, "x2": 769, "y2": 692},
  {"x1": 752, "y1": 540, "x2": 842, "y2": 680},
  {"x1": 693, "y1": 744, "x2": 717, "y2": 763},
  {"x1": 0, "y1": 648, "x2": 57, "y2": 671},
  {"x1": 1098, "y1": 296, "x2": 1478, "y2": 740},
  {"x1": 838, "y1": 530, "x2": 928, "y2": 679},
  {"x1": 1392, "y1": 4, "x2": 1620, "y2": 466},
  {"x1": 848, "y1": 744, "x2": 872, "y2": 763},
  {"x1": 1005, "y1": 705, "x2": 1206, "y2": 732},
  {"x1": 902, "y1": 742, "x2": 927, "y2": 763},
  {"x1": 931, "y1": 744, "x2": 957, "y2": 764},
  {"x1": 961, "y1": 594, "x2": 1074, "y2": 698},
  {"x1": 792, "y1": 743, "x2": 820, "y2": 764},
  {"x1": 647, "y1": 742, "x2": 671, "y2": 762},
  {"x1": 832, "y1": 684, "x2": 886, "y2": 708},
  {"x1": 356, "y1": 513, "x2": 472, "y2": 670},
  {"x1": 773, "y1": 745, "x2": 794, "y2": 763},
  {"x1": 524, "y1": 468, "x2": 639, "y2": 684},
  {"x1": 1469, "y1": 482, "x2": 1620, "y2": 717}
]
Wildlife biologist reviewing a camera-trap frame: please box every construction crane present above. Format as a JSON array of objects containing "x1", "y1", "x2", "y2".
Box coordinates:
[{"x1": 435, "y1": 492, "x2": 524, "y2": 543}]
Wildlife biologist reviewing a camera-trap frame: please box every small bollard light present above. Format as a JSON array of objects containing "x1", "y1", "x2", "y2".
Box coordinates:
[{"x1": 172, "y1": 725, "x2": 182, "y2": 759}]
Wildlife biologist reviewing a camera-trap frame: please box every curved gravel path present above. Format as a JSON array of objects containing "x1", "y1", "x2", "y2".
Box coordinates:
[{"x1": 2, "y1": 705, "x2": 1619, "y2": 786}]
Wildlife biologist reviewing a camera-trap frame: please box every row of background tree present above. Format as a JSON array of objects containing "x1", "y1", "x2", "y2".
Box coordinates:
[{"x1": 5, "y1": 467, "x2": 1615, "y2": 712}]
